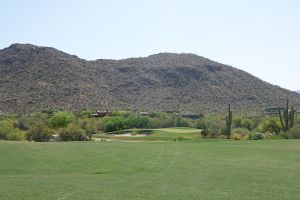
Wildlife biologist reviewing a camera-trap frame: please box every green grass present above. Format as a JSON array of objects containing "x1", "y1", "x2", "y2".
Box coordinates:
[
  {"x1": 94, "y1": 127, "x2": 201, "y2": 141},
  {"x1": 0, "y1": 139, "x2": 300, "y2": 200}
]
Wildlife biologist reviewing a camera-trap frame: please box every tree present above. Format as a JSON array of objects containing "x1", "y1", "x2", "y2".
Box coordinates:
[
  {"x1": 103, "y1": 116, "x2": 127, "y2": 132},
  {"x1": 49, "y1": 112, "x2": 75, "y2": 129}
]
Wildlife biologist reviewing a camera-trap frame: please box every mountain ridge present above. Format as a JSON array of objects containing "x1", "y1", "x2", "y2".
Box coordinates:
[{"x1": 0, "y1": 43, "x2": 299, "y2": 114}]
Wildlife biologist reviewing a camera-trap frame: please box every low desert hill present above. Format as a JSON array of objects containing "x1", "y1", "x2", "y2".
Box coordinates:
[{"x1": 0, "y1": 43, "x2": 299, "y2": 114}]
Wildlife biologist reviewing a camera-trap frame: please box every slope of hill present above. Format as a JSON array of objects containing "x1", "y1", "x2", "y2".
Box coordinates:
[{"x1": 0, "y1": 43, "x2": 299, "y2": 114}]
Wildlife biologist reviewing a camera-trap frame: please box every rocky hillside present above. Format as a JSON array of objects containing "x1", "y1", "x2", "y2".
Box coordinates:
[{"x1": 0, "y1": 43, "x2": 299, "y2": 114}]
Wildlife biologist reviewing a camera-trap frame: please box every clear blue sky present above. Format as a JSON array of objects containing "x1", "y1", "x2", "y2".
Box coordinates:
[{"x1": 1, "y1": 0, "x2": 299, "y2": 90}]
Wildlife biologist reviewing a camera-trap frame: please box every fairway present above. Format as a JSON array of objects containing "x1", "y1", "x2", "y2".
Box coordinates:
[{"x1": 1, "y1": 140, "x2": 300, "y2": 200}]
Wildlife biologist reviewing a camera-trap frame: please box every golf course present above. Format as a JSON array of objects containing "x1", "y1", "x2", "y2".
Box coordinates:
[{"x1": 1, "y1": 128, "x2": 299, "y2": 200}]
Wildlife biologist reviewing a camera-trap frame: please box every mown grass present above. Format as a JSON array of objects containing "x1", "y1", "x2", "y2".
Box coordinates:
[{"x1": 0, "y1": 139, "x2": 300, "y2": 200}]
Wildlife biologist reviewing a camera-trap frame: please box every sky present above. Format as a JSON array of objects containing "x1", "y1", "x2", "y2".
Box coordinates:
[{"x1": 1, "y1": 0, "x2": 299, "y2": 91}]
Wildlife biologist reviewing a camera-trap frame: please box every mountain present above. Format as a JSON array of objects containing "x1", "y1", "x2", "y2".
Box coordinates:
[
  {"x1": 0, "y1": 43, "x2": 299, "y2": 114},
  {"x1": 297, "y1": 90, "x2": 300, "y2": 94}
]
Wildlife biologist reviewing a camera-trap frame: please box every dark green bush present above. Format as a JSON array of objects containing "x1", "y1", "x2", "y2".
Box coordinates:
[
  {"x1": 59, "y1": 124, "x2": 87, "y2": 141},
  {"x1": 103, "y1": 117, "x2": 123, "y2": 132},
  {"x1": 287, "y1": 125, "x2": 300, "y2": 139},
  {"x1": 249, "y1": 132, "x2": 264, "y2": 140},
  {"x1": 126, "y1": 115, "x2": 150, "y2": 128},
  {"x1": 279, "y1": 131, "x2": 289, "y2": 139},
  {"x1": 201, "y1": 128, "x2": 209, "y2": 138},
  {"x1": 27, "y1": 122, "x2": 54, "y2": 142}
]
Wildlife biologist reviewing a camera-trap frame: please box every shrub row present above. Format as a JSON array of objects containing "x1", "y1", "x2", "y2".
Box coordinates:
[{"x1": 0, "y1": 110, "x2": 300, "y2": 142}]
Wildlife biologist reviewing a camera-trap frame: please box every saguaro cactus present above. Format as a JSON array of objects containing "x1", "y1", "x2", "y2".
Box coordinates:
[
  {"x1": 225, "y1": 104, "x2": 232, "y2": 139},
  {"x1": 278, "y1": 99, "x2": 295, "y2": 132}
]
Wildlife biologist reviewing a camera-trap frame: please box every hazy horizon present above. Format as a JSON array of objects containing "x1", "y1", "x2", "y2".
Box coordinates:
[{"x1": 1, "y1": 0, "x2": 299, "y2": 91}]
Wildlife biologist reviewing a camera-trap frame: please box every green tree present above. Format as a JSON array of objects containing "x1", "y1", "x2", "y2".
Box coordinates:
[
  {"x1": 49, "y1": 112, "x2": 75, "y2": 129},
  {"x1": 103, "y1": 116, "x2": 127, "y2": 132}
]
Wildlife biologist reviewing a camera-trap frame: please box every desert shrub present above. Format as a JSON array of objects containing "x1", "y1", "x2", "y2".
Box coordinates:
[
  {"x1": 15, "y1": 117, "x2": 30, "y2": 131},
  {"x1": 59, "y1": 124, "x2": 87, "y2": 141},
  {"x1": 233, "y1": 117, "x2": 242, "y2": 128},
  {"x1": 217, "y1": 135, "x2": 227, "y2": 139},
  {"x1": 287, "y1": 125, "x2": 300, "y2": 139},
  {"x1": 195, "y1": 115, "x2": 219, "y2": 129},
  {"x1": 32, "y1": 112, "x2": 51, "y2": 125},
  {"x1": 77, "y1": 110, "x2": 94, "y2": 118},
  {"x1": 49, "y1": 112, "x2": 75, "y2": 129},
  {"x1": 77, "y1": 118, "x2": 98, "y2": 135},
  {"x1": 263, "y1": 132, "x2": 274, "y2": 139},
  {"x1": 279, "y1": 131, "x2": 289, "y2": 139},
  {"x1": 27, "y1": 122, "x2": 54, "y2": 142},
  {"x1": 0, "y1": 120, "x2": 15, "y2": 139},
  {"x1": 249, "y1": 132, "x2": 264, "y2": 140},
  {"x1": 208, "y1": 121, "x2": 223, "y2": 138},
  {"x1": 201, "y1": 128, "x2": 209, "y2": 138},
  {"x1": 195, "y1": 118, "x2": 208, "y2": 129},
  {"x1": 174, "y1": 117, "x2": 191, "y2": 127},
  {"x1": 257, "y1": 117, "x2": 281, "y2": 134},
  {"x1": 232, "y1": 133, "x2": 241, "y2": 140},
  {"x1": 240, "y1": 118, "x2": 255, "y2": 130},
  {"x1": 241, "y1": 134, "x2": 249, "y2": 140},
  {"x1": 232, "y1": 127, "x2": 249, "y2": 136},
  {"x1": 6, "y1": 129, "x2": 25, "y2": 141},
  {"x1": 0, "y1": 120, "x2": 25, "y2": 141}
]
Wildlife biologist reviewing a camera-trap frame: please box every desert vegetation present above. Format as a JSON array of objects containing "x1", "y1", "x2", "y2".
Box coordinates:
[{"x1": 0, "y1": 102, "x2": 299, "y2": 142}]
